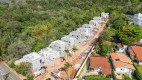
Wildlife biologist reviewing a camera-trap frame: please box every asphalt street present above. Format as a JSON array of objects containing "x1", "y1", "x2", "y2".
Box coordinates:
[{"x1": 0, "y1": 62, "x2": 22, "y2": 80}]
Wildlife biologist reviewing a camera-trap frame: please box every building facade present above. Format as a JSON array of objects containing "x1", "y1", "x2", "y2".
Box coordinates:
[
  {"x1": 61, "y1": 35, "x2": 76, "y2": 49},
  {"x1": 49, "y1": 40, "x2": 67, "y2": 57},
  {"x1": 38, "y1": 47, "x2": 60, "y2": 66},
  {"x1": 15, "y1": 52, "x2": 42, "y2": 70},
  {"x1": 133, "y1": 13, "x2": 142, "y2": 27}
]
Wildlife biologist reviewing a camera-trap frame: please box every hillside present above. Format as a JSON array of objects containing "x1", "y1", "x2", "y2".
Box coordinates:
[{"x1": 0, "y1": 0, "x2": 142, "y2": 62}]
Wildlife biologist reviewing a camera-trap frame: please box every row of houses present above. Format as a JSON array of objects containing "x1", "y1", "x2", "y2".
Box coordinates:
[
  {"x1": 86, "y1": 45, "x2": 142, "y2": 79},
  {"x1": 14, "y1": 12, "x2": 109, "y2": 72}
]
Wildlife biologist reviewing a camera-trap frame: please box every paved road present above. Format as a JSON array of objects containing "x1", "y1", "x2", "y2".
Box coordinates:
[{"x1": 0, "y1": 62, "x2": 22, "y2": 80}]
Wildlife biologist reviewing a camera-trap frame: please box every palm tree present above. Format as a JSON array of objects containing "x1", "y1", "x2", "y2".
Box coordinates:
[
  {"x1": 65, "y1": 49, "x2": 74, "y2": 60},
  {"x1": 60, "y1": 62, "x2": 72, "y2": 80},
  {"x1": 72, "y1": 46, "x2": 78, "y2": 53}
]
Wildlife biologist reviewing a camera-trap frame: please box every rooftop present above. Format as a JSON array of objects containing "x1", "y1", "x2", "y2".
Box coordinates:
[
  {"x1": 130, "y1": 46, "x2": 142, "y2": 61},
  {"x1": 89, "y1": 57, "x2": 111, "y2": 75},
  {"x1": 51, "y1": 40, "x2": 66, "y2": 45},
  {"x1": 93, "y1": 17, "x2": 101, "y2": 21},
  {"x1": 110, "y1": 53, "x2": 135, "y2": 70},
  {"x1": 23, "y1": 52, "x2": 41, "y2": 61}
]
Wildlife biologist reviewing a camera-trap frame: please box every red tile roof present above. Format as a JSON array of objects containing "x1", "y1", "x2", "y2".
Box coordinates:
[
  {"x1": 89, "y1": 57, "x2": 111, "y2": 75},
  {"x1": 110, "y1": 53, "x2": 135, "y2": 70},
  {"x1": 130, "y1": 46, "x2": 142, "y2": 61}
]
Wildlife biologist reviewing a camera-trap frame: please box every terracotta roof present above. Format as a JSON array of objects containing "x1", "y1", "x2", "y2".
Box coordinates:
[
  {"x1": 130, "y1": 46, "x2": 142, "y2": 61},
  {"x1": 110, "y1": 53, "x2": 135, "y2": 70},
  {"x1": 89, "y1": 57, "x2": 111, "y2": 74}
]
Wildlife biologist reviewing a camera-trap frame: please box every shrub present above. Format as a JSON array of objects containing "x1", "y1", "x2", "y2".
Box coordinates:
[
  {"x1": 84, "y1": 75, "x2": 111, "y2": 80},
  {"x1": 123, "y1": 74, "x2": 131, "y2": 80},
  {"x1": 133, "y1": 63, "x2": 142, "y2": 80}
]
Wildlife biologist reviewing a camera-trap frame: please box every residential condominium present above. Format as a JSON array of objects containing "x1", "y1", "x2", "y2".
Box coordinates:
[
  {"x1": 38, "y1": 47, "x2": 60, "y2": 66},
  {"x1": 61, "y1": 35, "x2": 76, "y2": 49},
  {"x1": 68, "y1": 31, "x2": 83, "y2": 44},
  {"x1": 133, "y1": 13, "x2": 142, "y2": 27},
  {"x1": 14, "y1": 52, "x2": 42, "y2": 70},
  {"x1": 82, "y1": 24, "x2": 94, "y2": 33},
  {"x1": 101, "y1": 12, "x2": 109, "y2": 19},
  {"x1": 76, "y1": 27, "x2": 93, "y2": 40},
  {"x1": 49, "y1": 40, "x2": 67, "y2": 57}
]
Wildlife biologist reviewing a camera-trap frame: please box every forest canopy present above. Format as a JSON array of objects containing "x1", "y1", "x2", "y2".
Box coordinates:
[{"x1": 0, "y1": 0, "x2": 142, "y2": 62}]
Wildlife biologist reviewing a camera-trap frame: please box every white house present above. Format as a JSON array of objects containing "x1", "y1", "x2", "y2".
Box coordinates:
[
  {"x1": 133, "y1": 13, "x2": 142, "y2": 27},
  {"x1": 14, "y1": 52, "x2": 42, "y2": 70},
  {"x1": 61, "y1": 35, "x2": 76, "y2": 49},
  {"x1": 93, "y1": 17, "x2": 102, "y2": 22},
  {"x1": 89, "y1": 20, "x2": 101, "y2": 27},
  {"x1": 49, "y1": 40, "x2": 67, "y2": 57},
  {"x1": 38, "y1": 47, "x2": 60, "y2": 66},
  {"x1": 89, "y1": 17, "x2": 102, "y2": 28},
  {"x1": 110, "y1": 53, "x2": 135, "y2": 73},
  {"x1": 82, "y1": 24, "x2": 98, "y2": 33},
  {"x1": 101, "y1": 12, "x2": 109, "y2": 19},
  {"x1": 76, "y1": 27, "x2": 93, "y2": 40},
  {"x1": 82, "y1": 24, "x2": 94, "y2": 32},
  {"x1": 68, "y1": 31, "x2": 83, "y2": 44}
]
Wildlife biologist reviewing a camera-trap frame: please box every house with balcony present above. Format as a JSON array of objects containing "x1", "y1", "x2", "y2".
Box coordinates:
[
  {"x1": 49, "y1": 40, "x2": 67, "y2": 57},
  {"x1": 128, "y1": 46, "x2": 142, "y2": 65},
  {"x1": 68, "y1": 31, "x2": 83, "y2": 44},
  {"x1": 61, "y1": 35, "x2": 76, "y2": 49},
  {"x1": 110, "y1": 53, "x2": 135, "y2": 73},
  {"x1": 76, "y1": 27, "x2": 93, "y2": 41},
  {"x1": 38, "y1": 47, "x2": 60, "y2": 66},
  {"x1": 14, "y1": 52, "x2": 42, "y2": 70},
  {"x1": 133, "y1": 13, "x2": 142, "y2": 27}
]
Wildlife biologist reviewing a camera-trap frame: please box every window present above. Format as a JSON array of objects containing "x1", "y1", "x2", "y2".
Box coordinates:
[{"x1": 115, "y1": 59, "x2": 120, "y2": 61}]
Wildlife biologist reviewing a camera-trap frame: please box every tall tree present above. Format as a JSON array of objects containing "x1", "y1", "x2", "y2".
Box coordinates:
[{"x1": 118, "y1": 25, "x2": 142, "y2": 45}]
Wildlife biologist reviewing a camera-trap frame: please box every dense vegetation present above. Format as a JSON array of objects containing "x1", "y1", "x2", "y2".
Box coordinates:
[
  {"x1": 0, "y1": 0, "x2": 142, "y2": 65},
  {"x1": 134, "y1": 63, "x2": 142, "y2": 80},
  {"x1": 9, "y1": 62, "x2": 33, "y2": 80}
]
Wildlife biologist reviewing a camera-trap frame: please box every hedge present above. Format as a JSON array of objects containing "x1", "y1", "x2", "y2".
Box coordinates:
[{"x1": 84, "y1": 75, "x2": 111, "y2": 80}]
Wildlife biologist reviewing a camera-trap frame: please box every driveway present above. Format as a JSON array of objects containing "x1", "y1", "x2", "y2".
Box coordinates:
[{"x1": 0, "y1": 62, "x2": 22, "y2": 80}]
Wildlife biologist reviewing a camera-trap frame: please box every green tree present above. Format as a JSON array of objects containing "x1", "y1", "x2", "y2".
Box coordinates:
[
  {"x1": 123, "y1": 74, "x2": 131, "y2": 80},
  {"x1": 100, "y1": 28, "x2": 116, "y2": 41},
  {"x1": 60, "y1": 62, "x2": 72, "y2": 80},
  {"x1": 134, "y1": 63, "x2": 142, "y2": 80},
  {"x1": 118, "y1": 25, "x2": 142, "y2": 45},
  {"x1": 7, "y1": 40, "x2": 31, "y2": 61}
]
